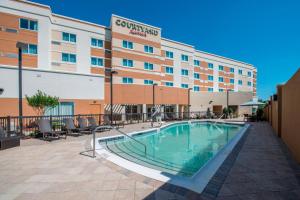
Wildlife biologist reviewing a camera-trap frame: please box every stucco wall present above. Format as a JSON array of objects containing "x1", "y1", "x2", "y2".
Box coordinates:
[
  {"x1": 190, "y1": 91, "x2": 253, "y2": 115},
  {"x1": 281, "y1": 69, "x2": 300, "y2": 162},
  {"x1": 271, "y1": 100, "x2": 278, "y2": 134}
]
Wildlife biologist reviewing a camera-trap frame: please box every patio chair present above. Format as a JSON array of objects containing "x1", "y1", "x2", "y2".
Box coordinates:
[
  {"x1": 87, "y1": 116, "x2": 112, "y2": 132},
  {"x1": 77, "y1": 117, "x2": 93, "y2": 134},
  {"x1": 87, "y1": 117, "x2": 98, "y2": 129},
  {"x1": 64, "y1": 118, "x2": 81, "y2": 136},
  {"x1": 37, "y1": 119, "x2": 66, "y2": 140},
  {"x1": 103, "y1": 115, "x2": 125, "y2": 128}
]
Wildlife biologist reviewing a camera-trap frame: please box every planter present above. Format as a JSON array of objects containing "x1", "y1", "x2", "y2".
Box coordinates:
[{"x1": 0, "y1": 135, "x2": 20, "y2": 150}]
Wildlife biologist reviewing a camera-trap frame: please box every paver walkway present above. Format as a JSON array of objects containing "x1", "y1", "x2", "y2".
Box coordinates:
[
  {"x1": 0, "y1": 122, "x2": 299, "y2": 200},
  {"x1": 215, "y1": 122, "x2": 300, "y2": 200}
]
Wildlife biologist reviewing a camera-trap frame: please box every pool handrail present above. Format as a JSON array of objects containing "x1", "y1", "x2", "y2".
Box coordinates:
[{"x1": 114, "y1": 127, "x2": 147, "y2": 156}]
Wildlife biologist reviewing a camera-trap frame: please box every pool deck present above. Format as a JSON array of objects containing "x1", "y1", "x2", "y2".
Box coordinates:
[{"x1": 0, "y1": 121, "x2": 300, "y2": 200}]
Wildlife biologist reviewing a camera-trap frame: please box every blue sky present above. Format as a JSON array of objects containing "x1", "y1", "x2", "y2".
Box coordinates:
[{"x1": 34, "y1": 0, "x2": 300, "y2": 100}]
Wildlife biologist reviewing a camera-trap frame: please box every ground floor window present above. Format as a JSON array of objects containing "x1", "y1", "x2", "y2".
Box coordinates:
[{"x1": 45, "y1": 102, "x2": 74, "y2": 116}]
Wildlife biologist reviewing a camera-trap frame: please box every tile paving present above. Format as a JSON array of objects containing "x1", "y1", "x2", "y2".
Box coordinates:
[{"x1": 0, "y1": 121, "x2": 299, "y2": 199}]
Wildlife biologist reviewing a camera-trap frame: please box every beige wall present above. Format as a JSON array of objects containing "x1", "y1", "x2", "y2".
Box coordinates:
[
  {"x1": 190, "y1": 91, "x2": 253, "y2": 115},
  {"x1": 271, "y1": 100, "x2": 278, "y2": 134},
  {"x1": 281, "y1": 69, "x2": 300, "y2": 162},
  {"x1": 264, "y1": 68, "x2": 300, "y2": 163}
]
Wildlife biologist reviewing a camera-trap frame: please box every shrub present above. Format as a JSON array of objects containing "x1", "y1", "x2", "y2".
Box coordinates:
[{"x1": 26, "y1": 90, "x2": 59, "y2": 116}]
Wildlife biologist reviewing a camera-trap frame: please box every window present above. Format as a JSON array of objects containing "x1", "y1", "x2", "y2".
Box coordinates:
[
  {"x1": 20, "y1": 18, "x2": 38, "y2": 31},
  {"x1": 123, "y1": 59, "x2": 133, "y2": 67},
  {"x1": 194, "y1": 73, "x2": 200, "y2": 79},
  {"x1": 219, "y1": 65, "x2": 224, "y2": 71},
  {"x1": 247, "y1": 81, "x2": 252, "y2": 86},
  {"x1": 165, "y1": 82, "x2": 174, "y2": 87},
  {"x1": 144, "y1": 80, "x2": 154, "y2": 85},
  {"x1": 91, "y1": 57, "x2": 104, "y2": 67},
  {"x1": 208, "y1": 88, "x2": 213, "y2": 92},
  {"x1": 230, "y1": 68, "x2": 235, "y2": 73},
  {"x1": 165, "y1": 66, "x2": 174, "y2": 74},
  {"x1": 219, "y1": 89, "x2": 224, "y2": 92},
  {"x1": 194, "y1": 86, "x2": 200, "y2": 91},
  {"x1": 91, "y1": 38, "x2": 103, "y2": 48},
  {"x1": 122, "y1": 77, "x2": 133, "y2": 84},
  {"x1": 62, "y1": 32, "x2": 76, "y2": 43},
  {"x1": 181, "y1": 84, "x2": 188, "y2": 88},
  {"x1": 181, "y1": 69, "x2": 189, "y2": 76},
  {"x1": 144, "y1": 62, "x2": 154, "y2": 70},
  {"x1": 123, "y1": 40, "x2": 133, "y2": 49},
  {"x1": 166, "y1": 51, "x2": 173, "y2": 59},
  {"x1": 62, "y1": 53, "x2": 76, "y2": 63},
  {"x1": 22, "y1": 44, "x2": 37, "y2": 55},
  {"x1": 238, "y1": 80, "x2": 243, "y2": 85},
  {"x1": 45, "y1": 102, "x2": 74, "y2": 116},
  {"x1": 194, "y1": 60, "x2": 200, "y2": 66},
  {"x1": 238, "y1": 69, "x2": 243, "y2": 75},
  {"x1": 208, "y1": 75, "x2": 214, "y2": 81},
  {"x1": 181, "y1": 54, "x2": 189, "y2": 62},
  {"x1": 248, "y1": 71, "x2": 252, "y2": 77},
  {"x1": 230, "y1": 79, "x2": 234, "y2": 84},
  {"x1": 208, "y1": 63, "x2": 214, "y2": 69},
  {"x1": 218, "y1": 77, "x2": 224, "y2": 82},
  {"x1": 144, "y1": 45, "x2": 154, "y2": 53}
]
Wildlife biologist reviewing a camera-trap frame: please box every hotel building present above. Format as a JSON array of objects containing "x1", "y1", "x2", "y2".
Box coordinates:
[{"x1": 0, "y1": 0, "x2": 257, "y2": 117}]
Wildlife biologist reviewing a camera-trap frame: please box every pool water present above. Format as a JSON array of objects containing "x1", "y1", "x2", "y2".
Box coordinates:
[{"x1": 103, "y1": 122, "x2": 243, "y2": 177}]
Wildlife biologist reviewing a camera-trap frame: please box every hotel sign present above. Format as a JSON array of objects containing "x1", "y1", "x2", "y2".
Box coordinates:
[{"x1": 115, "y1": 19, "x2": 159, "y2": 38}]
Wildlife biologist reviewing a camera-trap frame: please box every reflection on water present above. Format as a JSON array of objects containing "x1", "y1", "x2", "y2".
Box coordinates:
[{"x1": 107, "y1": 122, "x2": 242, "y2": 176}]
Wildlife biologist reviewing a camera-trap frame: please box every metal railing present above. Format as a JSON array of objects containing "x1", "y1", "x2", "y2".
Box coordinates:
[
  {"x1": 114, "y1": 127, "x2": 147, "y2": 155},
  {"x1": 0, "y1": 111, "x2": 215, "y2": 137}
]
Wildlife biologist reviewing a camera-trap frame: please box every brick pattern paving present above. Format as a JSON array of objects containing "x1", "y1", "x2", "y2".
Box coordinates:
[{"x1": 0, "y1": 122, "x2": 299, "y2": 200}]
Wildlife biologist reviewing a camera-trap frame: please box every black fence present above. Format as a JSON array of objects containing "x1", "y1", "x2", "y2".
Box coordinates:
[{"x1": 0, "y1": 111, "x2": 212, "y2": 137}]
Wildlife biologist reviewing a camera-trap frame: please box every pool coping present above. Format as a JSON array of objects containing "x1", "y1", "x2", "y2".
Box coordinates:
[{"x1": 94, "y1": 120, "x2": 250, "y2": 194}]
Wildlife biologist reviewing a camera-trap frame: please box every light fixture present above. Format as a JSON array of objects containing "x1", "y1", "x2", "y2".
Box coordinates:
[{"x1": 0, "y1": 88, "x2": 4, "y2": 95}]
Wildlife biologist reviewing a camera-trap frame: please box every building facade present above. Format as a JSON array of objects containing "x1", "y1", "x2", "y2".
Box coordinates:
[{"x1": 0, "y1": 0, "x2": 257, "y2": 117}]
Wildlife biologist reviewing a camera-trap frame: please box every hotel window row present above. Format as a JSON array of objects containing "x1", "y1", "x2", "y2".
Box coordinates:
[
  {"x1": 22, "y1": 44, "x2": 37, "y2": 55},
  {"x1": 181, "y1": 54, "x2": 189, "y2": 62},
  {"x1": 123, "y1": 59, "x2": 133, "y2": 67},
  {"x1": 144, "y1": 62, "x2": 154, "y2": 70},
  {"x1": 62, "y1": 32, "x2": 76, "y2": 43},
  {"x1": 165, "y1": 66, "x2": 173, "y2": 74},
  {"x1": 181, "y1": 69, "x2": 189, "y2": 76},
  {"x1": 91, "y1": 57, "x2": 104, "y2": 67},
  {"x1": 62, "y1": 53, "x2": 76, "y2": 63},
  {"x1": 91, "y1": 38, "x2": 104, "y2": 48},
  {"x1": 19, "y1": 18, "x2": 38, "y2": 31}
]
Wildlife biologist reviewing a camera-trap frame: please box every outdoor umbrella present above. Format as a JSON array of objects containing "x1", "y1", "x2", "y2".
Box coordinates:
[
  {"x1": 240, "y1": 100, "x2": 265, "y2": 116},
  {"x1": 240, "y1": 100, "x2": 265, "y2": 107}
]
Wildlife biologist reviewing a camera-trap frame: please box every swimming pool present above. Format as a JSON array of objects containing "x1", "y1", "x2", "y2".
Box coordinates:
[{"x1": 96, "y1": 121, "x2": 248, "y2": 193}]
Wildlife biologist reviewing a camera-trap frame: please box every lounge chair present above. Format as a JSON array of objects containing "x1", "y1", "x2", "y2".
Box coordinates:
[
  {"x1": 87, "y1": 116, "x2": 112, "y2": 132},
  {"x1": 87, "y1": 117, "x2": 98, "y2": 129},
  {"x1": 77, "y1": 117, "x2": 91, "y2": 133},
  {"x1": 37, "y1": 119, "x2": 66, "y2": 140},
  {"x1": 103, "y1": 115, "x2": 125, "y2": 128},
  {"x1": 64, "y1": 118, "x2": 81, "y2": 136}
]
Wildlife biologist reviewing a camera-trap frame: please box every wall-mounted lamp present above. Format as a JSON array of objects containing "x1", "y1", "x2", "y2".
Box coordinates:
[{"x1": 0, "y1": 88, "x2": 4, "y2": 95}]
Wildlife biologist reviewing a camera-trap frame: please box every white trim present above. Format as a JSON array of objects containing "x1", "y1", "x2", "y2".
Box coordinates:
[{"x1": 0, "y1": 65, "x2": 104, "y2": 78}]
